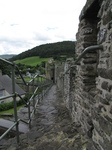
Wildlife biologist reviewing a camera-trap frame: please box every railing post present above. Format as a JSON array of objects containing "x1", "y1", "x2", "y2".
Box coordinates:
[
  {"x1": 42, "y1": 86, "x2": 43, "y2": 100},
  {"x1": 63, "y1": 74, "x2": 64, "y2": 99},
  {"x1": 12, "y1": 64, "x2": 19, "y2": 143},
  {"x1": 27, "y1": 83, "x2": 31, "y2": 128},
  {"x1": 37, "y1": 75, "x2": 39, "y2": 86},
  {"x1": 33, "y1": 78, "x2": 35, "y2": 114},
  {"x1": 41, "y1": 76, "x2": 42, "y2": 83}
]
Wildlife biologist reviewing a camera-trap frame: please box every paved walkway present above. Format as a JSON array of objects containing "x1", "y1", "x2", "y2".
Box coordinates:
[{"x1": 0, "y1": 85, "x2": 85, "y2": 150}]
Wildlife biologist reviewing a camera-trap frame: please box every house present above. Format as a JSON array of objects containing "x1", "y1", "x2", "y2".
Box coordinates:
[
  {"x1": 26, "y1": 71, "x2": 31, "y2": 78},
  {"x1": 0, "y1": 70, "x2": 25, "y2": 104}
]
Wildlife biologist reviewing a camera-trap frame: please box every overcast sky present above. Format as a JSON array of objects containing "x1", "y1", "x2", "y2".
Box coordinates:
[{"x1": 0, "y1": 0, "x2": 86, "y2": 55}]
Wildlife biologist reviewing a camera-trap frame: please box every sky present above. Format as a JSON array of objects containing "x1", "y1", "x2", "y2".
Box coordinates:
[{"x1": 0, "y1": 0, "x2": 87, "y2": 55}]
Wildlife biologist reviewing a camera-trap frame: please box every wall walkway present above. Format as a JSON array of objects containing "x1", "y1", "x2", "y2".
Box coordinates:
[{"x1": 0, "y1": 85, "x2": 87, "y2": 150}]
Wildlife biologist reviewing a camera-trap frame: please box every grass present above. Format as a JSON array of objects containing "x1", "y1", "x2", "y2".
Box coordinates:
[
  {"x1": 0, "y1": 105, "x2": 24, "y2": 116},
  {"x1": 17, "y1": 76, "x2": 45, "y2": 82},
  {"x1": 15, "y1": 56, "x2": 51, "y2": 66}
]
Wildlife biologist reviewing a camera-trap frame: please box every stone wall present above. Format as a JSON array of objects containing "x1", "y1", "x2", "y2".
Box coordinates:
[
  {"x1": 92, "y1": 0, "x2": 112, "y2": 149},
  {"x1": 55, "y1": 62, "x2": 65, "y2": 91},
  {"x1": 63, "y1": 58, "x2": 75, "y2": 113},
  {"x1": 45, "y1": 62, "x2": 55, "y2": 82},
  {"x1": 61, "y1": 0, "x2": 112, "y2": 149}
]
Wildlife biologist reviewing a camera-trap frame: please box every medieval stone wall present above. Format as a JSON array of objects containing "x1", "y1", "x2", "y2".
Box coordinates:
[
  {"x1": 92, "y1": 0, "x2": 112, "y2": 149},
  {"x1": 55, "y1": 62, "x2": 65, "y2": 91},
  {"x1": 45, "y1": 63, "x2": 54, "y2": 81},
  {"x1": 59, "y1": 0, "x2": 112, "y2": 150},
  {"x1": 63, "y1": 58, "x2": 75, "y2": 113},
  {"x1": 54, "y1": 1, "x2": 112, "y2": 149}
]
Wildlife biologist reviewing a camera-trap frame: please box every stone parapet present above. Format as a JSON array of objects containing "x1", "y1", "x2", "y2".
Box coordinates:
[
  {"x1": 54, "y1": 0, "x2": 112, "y2": 149},
  {"x1": 61, "y1": 0, "x2": 112, "y2": 149}
]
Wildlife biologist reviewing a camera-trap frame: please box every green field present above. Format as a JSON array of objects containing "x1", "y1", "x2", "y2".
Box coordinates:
[{"x1": 15, "y1": 56, "x2": 51, "y2": 66}]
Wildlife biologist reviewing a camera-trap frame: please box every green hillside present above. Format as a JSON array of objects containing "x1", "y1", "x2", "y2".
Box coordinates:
[
  {"x1": 15, "y1": 56, "x2": 50, "y2": 66},
  {"x1": 10, "y1": 41, "x2": 75, "y2": 61}
]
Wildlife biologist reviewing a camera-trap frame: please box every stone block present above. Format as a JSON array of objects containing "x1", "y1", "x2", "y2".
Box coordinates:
[
  {"x1": 82, "y1": 27, "x2": 93, "y2": 35},
  {"x1": 83, "y1": 35, "x2": 97, "y2": 42},
  {"x1": 108, "y1": 20, "x2": 112, "y2": 29},
  {"x1": 105, "y1": 115, "x2": 112, "y2": 123},
  {"x1": 97, "y1": 28, "x2": 107, "y2": 44},
  {"x1": 98, "y1": 104, "x2": 106, "y2": 113},
  {"x1": 81, "y1": 64, "x2": 96, "y2": 72},
  {"x1": 103, "y1": 9, "x2": 112, "y2": 25},
  {"x1": 97, "y1": 95, "x2": 110, "y2": 105},
  {"x1": 99, "y1": 139, "x2": 112, "y2": 150},
  {"x1": 105, "y1": 93, "x2": 112, "y2": 102},
  {"x1": 82, "y1": 42, "x2": 97, "y2": 48},
  {"x1": 104, "y1": 0, "x2": 111, "y2": 11},
  {"x1": 82, "y1": 78, "x2": 95, "y2": 85},
  {"x1": 93, "y1": 141, "x2": 102, "y2": 150},
  {"x1": 97, "y1": 115, "x2": 112, "y2": 136},
  {"x1": 100, "y1": 52, "x2": 110, "y2": 58},
  {"x1": 109, "y1": 106, "x2": 112, "y2": 114},
  {"x1": 98, "y1": 68, "x2": 112, "y2": 80},
  {"x1": 101, "y1": 81, "x2": 108, "y2": 90},
  {"x1": 82, "y1": 58, "x2": 97, "y2": 64}
]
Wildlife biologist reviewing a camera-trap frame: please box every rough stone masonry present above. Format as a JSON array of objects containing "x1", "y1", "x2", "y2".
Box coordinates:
[{"x1": 57, "y1": 0, "x2": 112, "y2": 149}]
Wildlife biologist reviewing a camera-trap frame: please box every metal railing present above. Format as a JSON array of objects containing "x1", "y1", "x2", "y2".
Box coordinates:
[
  {"x1": 64, "y1": 45, "x2": 103, "y2": 74},
  {"x1": 0, "y1": 57, "x2": 53, "y2": 143}
]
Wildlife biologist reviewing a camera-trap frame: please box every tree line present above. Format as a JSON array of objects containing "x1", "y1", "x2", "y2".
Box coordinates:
[
  {"x1": 10, "y1": 41, "x2": 75, "y2": 61},
  {"x1": 0, "y1": 41, "x2": 75, "y2": 75}
]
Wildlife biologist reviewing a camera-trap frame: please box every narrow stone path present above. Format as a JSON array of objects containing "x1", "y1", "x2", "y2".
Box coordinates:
[{"x1": 0, "y1": 85, "x2": 85, "y2": 150}]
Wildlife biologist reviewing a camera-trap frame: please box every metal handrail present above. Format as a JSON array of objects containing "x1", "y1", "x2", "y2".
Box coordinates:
[
  {"x1": 64, "y1": 45, "x2": 103, "y2": 74},
  {"x1": 74, "y1": 45, "x2": 103, "y2": 64},
  {"x1": 15, "y1": 65, "x2": 27, "y2": 86},
  {"x1": 27, "y1": 86, "x2": 39, "y2": 104},
  {"x1": 15, "y1": 93, "x2": 27, "y2": 105},
  {"x1": 0, "y1": 119, "x2": 20, "y2": 140},
  {"x1": 0, "y1": 57, "x2": 53, "y2": 143},
  {"x1": 0, "y1": 57, "x2": 14, "y2": 66},
  {"x1": 0, "y1": 94, "x2": 15, "y2": 101}
]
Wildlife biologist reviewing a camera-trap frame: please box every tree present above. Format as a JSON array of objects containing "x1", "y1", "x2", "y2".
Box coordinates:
[{"x1": 0, "y1": 60, "x2": 10, "y2": 76}]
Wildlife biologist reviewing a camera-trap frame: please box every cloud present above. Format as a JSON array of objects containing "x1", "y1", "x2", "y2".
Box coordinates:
[
  {"x1": 0, "y1": 0, "x2": 86, "y2": 55},
  {"x1": 10, "y1": 24, "x2": 19, "y2": 27},
  {"x1": 46, "y1": 27, "x2": 58, "y2": 31}
]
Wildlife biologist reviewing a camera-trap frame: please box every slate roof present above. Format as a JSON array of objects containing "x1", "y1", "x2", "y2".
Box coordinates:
[{"x1": 0, "y1": 75, "x2": 25, "y2": 95}]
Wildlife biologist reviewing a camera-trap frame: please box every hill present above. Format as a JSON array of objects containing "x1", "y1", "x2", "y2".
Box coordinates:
[
  {"x1": 15, "y1": 56, "x2": 50, "y2": 66},
  {"x1": 0, "y1": 54, "x2": 16, "y2": 59},
  {"x1": 10, "y1": 41, "x2": 75, "y2": 61}
]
